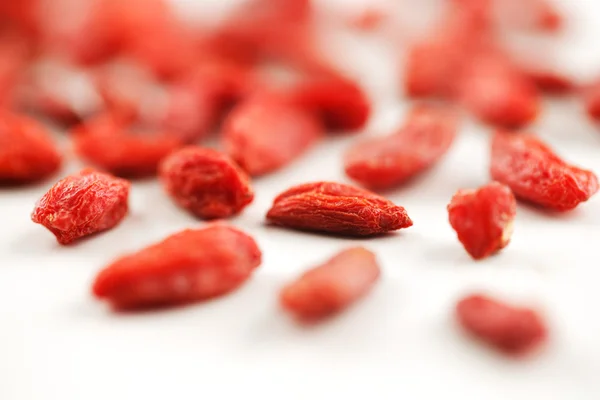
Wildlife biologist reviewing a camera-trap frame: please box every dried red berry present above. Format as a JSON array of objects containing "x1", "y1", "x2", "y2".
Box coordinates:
[
  {"x1": 281, "y1": 247, "x2": 380, "y2": 321},
  {"x1": 222, "y1": 94, "x2": 323, "y2": 176},
  {"x1": 344, "y1": 104, "x2": 458, "y2": 189},
  {"x1": 159, "y1": 146, "x2": 254, "y2": 219},
  {"x1": 404, "y1": 39, "x2": 461, "y2": 99},
  {"x1": 491, "y1": 131, "x2": 598, "y2": 211},
  {"x1": 288, "y1": 77, "x2": 370, "y2": 132},
  {"x1": 459, "y1": 56, "x2": 540, "y2": 128},
  {"x1": 456, "y1": 294, "x2": 547, "y2": 355},
  {"x1": 31, "y1": 169, "x2": 130, "y2": 245},
  {"x1": 267, "y1": 181, "x2": 413, "y2": 236},
  {"x1": 448, "y1": 182, "x2": 516, "y2": 260},
  {"x1": 583, "y1": 80, "x2": 600, "y2": 122},
  {"x1": 72, "y1": 114, "x2": 183, "y2": 178},
  {"x1": 92, "y1": 223, "x2": 262, "y2": 310},
  {"x1": 524, "y1": 69, "x2": 575, "y2": 95},
  {"x1": 0, "y1": 112, "x2": 62, "y2": 184}
]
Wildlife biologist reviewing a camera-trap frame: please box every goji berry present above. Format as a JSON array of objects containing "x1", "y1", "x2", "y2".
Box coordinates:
[
  {"x1": 404, "y1": 1, "x2": 493, "y2": 99},
  {"x1": 523, "y1": 69, "x2": 575, "y2": 95},
  {"x1": 288, "y1": 77, "x2": 370, "y2": 132},
  {"x1": 159, "y1": 146, "x2": 254, "y2": 219},
  {"x1": 72, "y1": 113, "x2": 183, "y2": 178},
  {"x1": 404, "y1": 39, "x2": 459, "y2": 98},
  {"x1": 583, "y1": 80, "x2": 600, "y2": 122},
  {"x1": 92, "y1": 223, "x2": 262, "y2": 310},
  {"x1": 491, "y1": 131, "x2": 598, "y2": 211},
  {"x1": 459, "y1": 55, "x2": 540, "y2": 128},
  {"x1": 267, "y1": 181, "x2": 413, "y2": 236},
  {"x1": 344, "y1": 104, "x2": 458, "y2": 189},
  {"x1": 448, "y1": 182, "x2": 516, "y2": 260},
  {"x1": 31, "y1": 168, "x2": 130, "y2": 245},
  {"x1": 456, "y1": 294, "x2": 547, "y2": 355},
  {"x1": 221, "y1": 93, "x2": 323, "y2": 176},
  {"x1": 0, "y1": 112, "x2": 62, "y2": 184},
  {"x1": 280, "y1": 247, "x2": 380, "y2": 321}
]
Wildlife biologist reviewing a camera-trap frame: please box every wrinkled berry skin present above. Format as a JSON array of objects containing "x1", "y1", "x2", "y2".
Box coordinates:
[
  {"x1": 345, "y1": 104, "x2": 458, "y2": 189},
  {"x1": 448, "y1": 182, "x2": 516, "y2": 260},
  {"x1": 159, "y1": 147, "x2": 254, "y2": 219},
  {"x1": 491, "y1": 132, "x2": 598, "y2": 211},
  {"x1": 289, "y1": 77, "x2": 370, "y2": 132},
  {"x1": 281, "y1": 247, "x2": 380, "y2": 321},
  {"x1": 0, "y1": 112, "x2": 62, "y2": 184},
  {"x1": 456, "y1": 294, "x2": 547, "y2": 355},
  {"x1": 267, "y1": 181, "x2": 412, "y2": 236},
  {"x1": 31, "y1": 169, "x2": 130, "y2": 245},
  {"x1": 222, "y1": 94, "x2": 322, "y2": 176},
  {"x1": 73, "y1": 114, "x2": 183, "y2": 178},
  {"x1": 92, "y1": 224, "x2": 262, "y2": 310}
]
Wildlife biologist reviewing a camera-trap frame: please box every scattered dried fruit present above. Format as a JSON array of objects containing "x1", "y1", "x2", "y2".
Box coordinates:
[
  {"x1": 31, "y1": 168, "x2": 130, "y2": 244},
  {"x1": 456, "y1": 294, "x2": 547, "y2": 355},
  {"x1": 72, "y1": 113, "x2": 183, "y2": 178},
  {"x1": 448, "y1": 182, "x2": 516, "y2": 260},
  {"x1": 222, "y1": 93, "x2": 323, "y2": 176},
  {"x1": 159, "y1": 146, "x2": 254, "y2": 219},
  {"x1": 491, "y1": 131, "x2": 598, "y2": 211},
  {"x1": 0, "y1": 112, "x2": 62, "y2": 184},
  {"x1": 92, "y1": 223, "x2": 262, "y2": 310},
  {"x1": 281, "y1": 247, "x2": 380, "y2": 321},
  {"x1": 345, "y1": 104, "x2": 458, "y2": 189},
  {"x1": 267, "y1": 181, "x2": 412, "y2": 236}
]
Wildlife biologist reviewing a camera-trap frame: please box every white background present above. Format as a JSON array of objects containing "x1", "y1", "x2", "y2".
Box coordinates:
[{"x1": 2, "y1": 0, "x2": 600, "y2": 399}]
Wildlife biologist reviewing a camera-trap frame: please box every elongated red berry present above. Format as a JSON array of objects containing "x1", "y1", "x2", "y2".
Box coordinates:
[
  {"x1": 222, "y1": 93, "x2": 322, "y2": 176},
  {"x1": 345, "y1": 104, "x2": 458, "y2": 189},
  {"x1": 281, "y1": 247, "x2": 380, "y2": 320},
  {"x1": 92, "y1": 223, "x2": 262, "y2": 310},
  {"x1": 491, "y1": 131, "x2": 598, "y2": 211},
  {"x1": 267, "y1": 181, "x2": 412, "y2": 236},
  {"x1": 456, "y1": 294, "x2": 547, "y2": 355}
]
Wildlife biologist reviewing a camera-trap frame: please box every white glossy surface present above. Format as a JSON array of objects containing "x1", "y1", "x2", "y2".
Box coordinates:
[{"x1": 2, "y1": 1, "x2": 600, "y2": 399}]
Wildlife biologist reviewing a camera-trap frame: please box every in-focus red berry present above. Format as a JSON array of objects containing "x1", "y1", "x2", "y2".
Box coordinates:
[
  {"x1": 31, "y1": 169, "x2": 130, "y2": 245},
  {"x1": 448, "y1": 182, "x2": 516, "y2": 260},
  {"x1": 267, "y1": 181, "x2": 413, "y2": 236},
  {"x1": 491, "y1": 131, "x2": 598, "y2": 211},
  {"x1": 159, "y1": 146, "x2": 254, "y2": 219}
]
